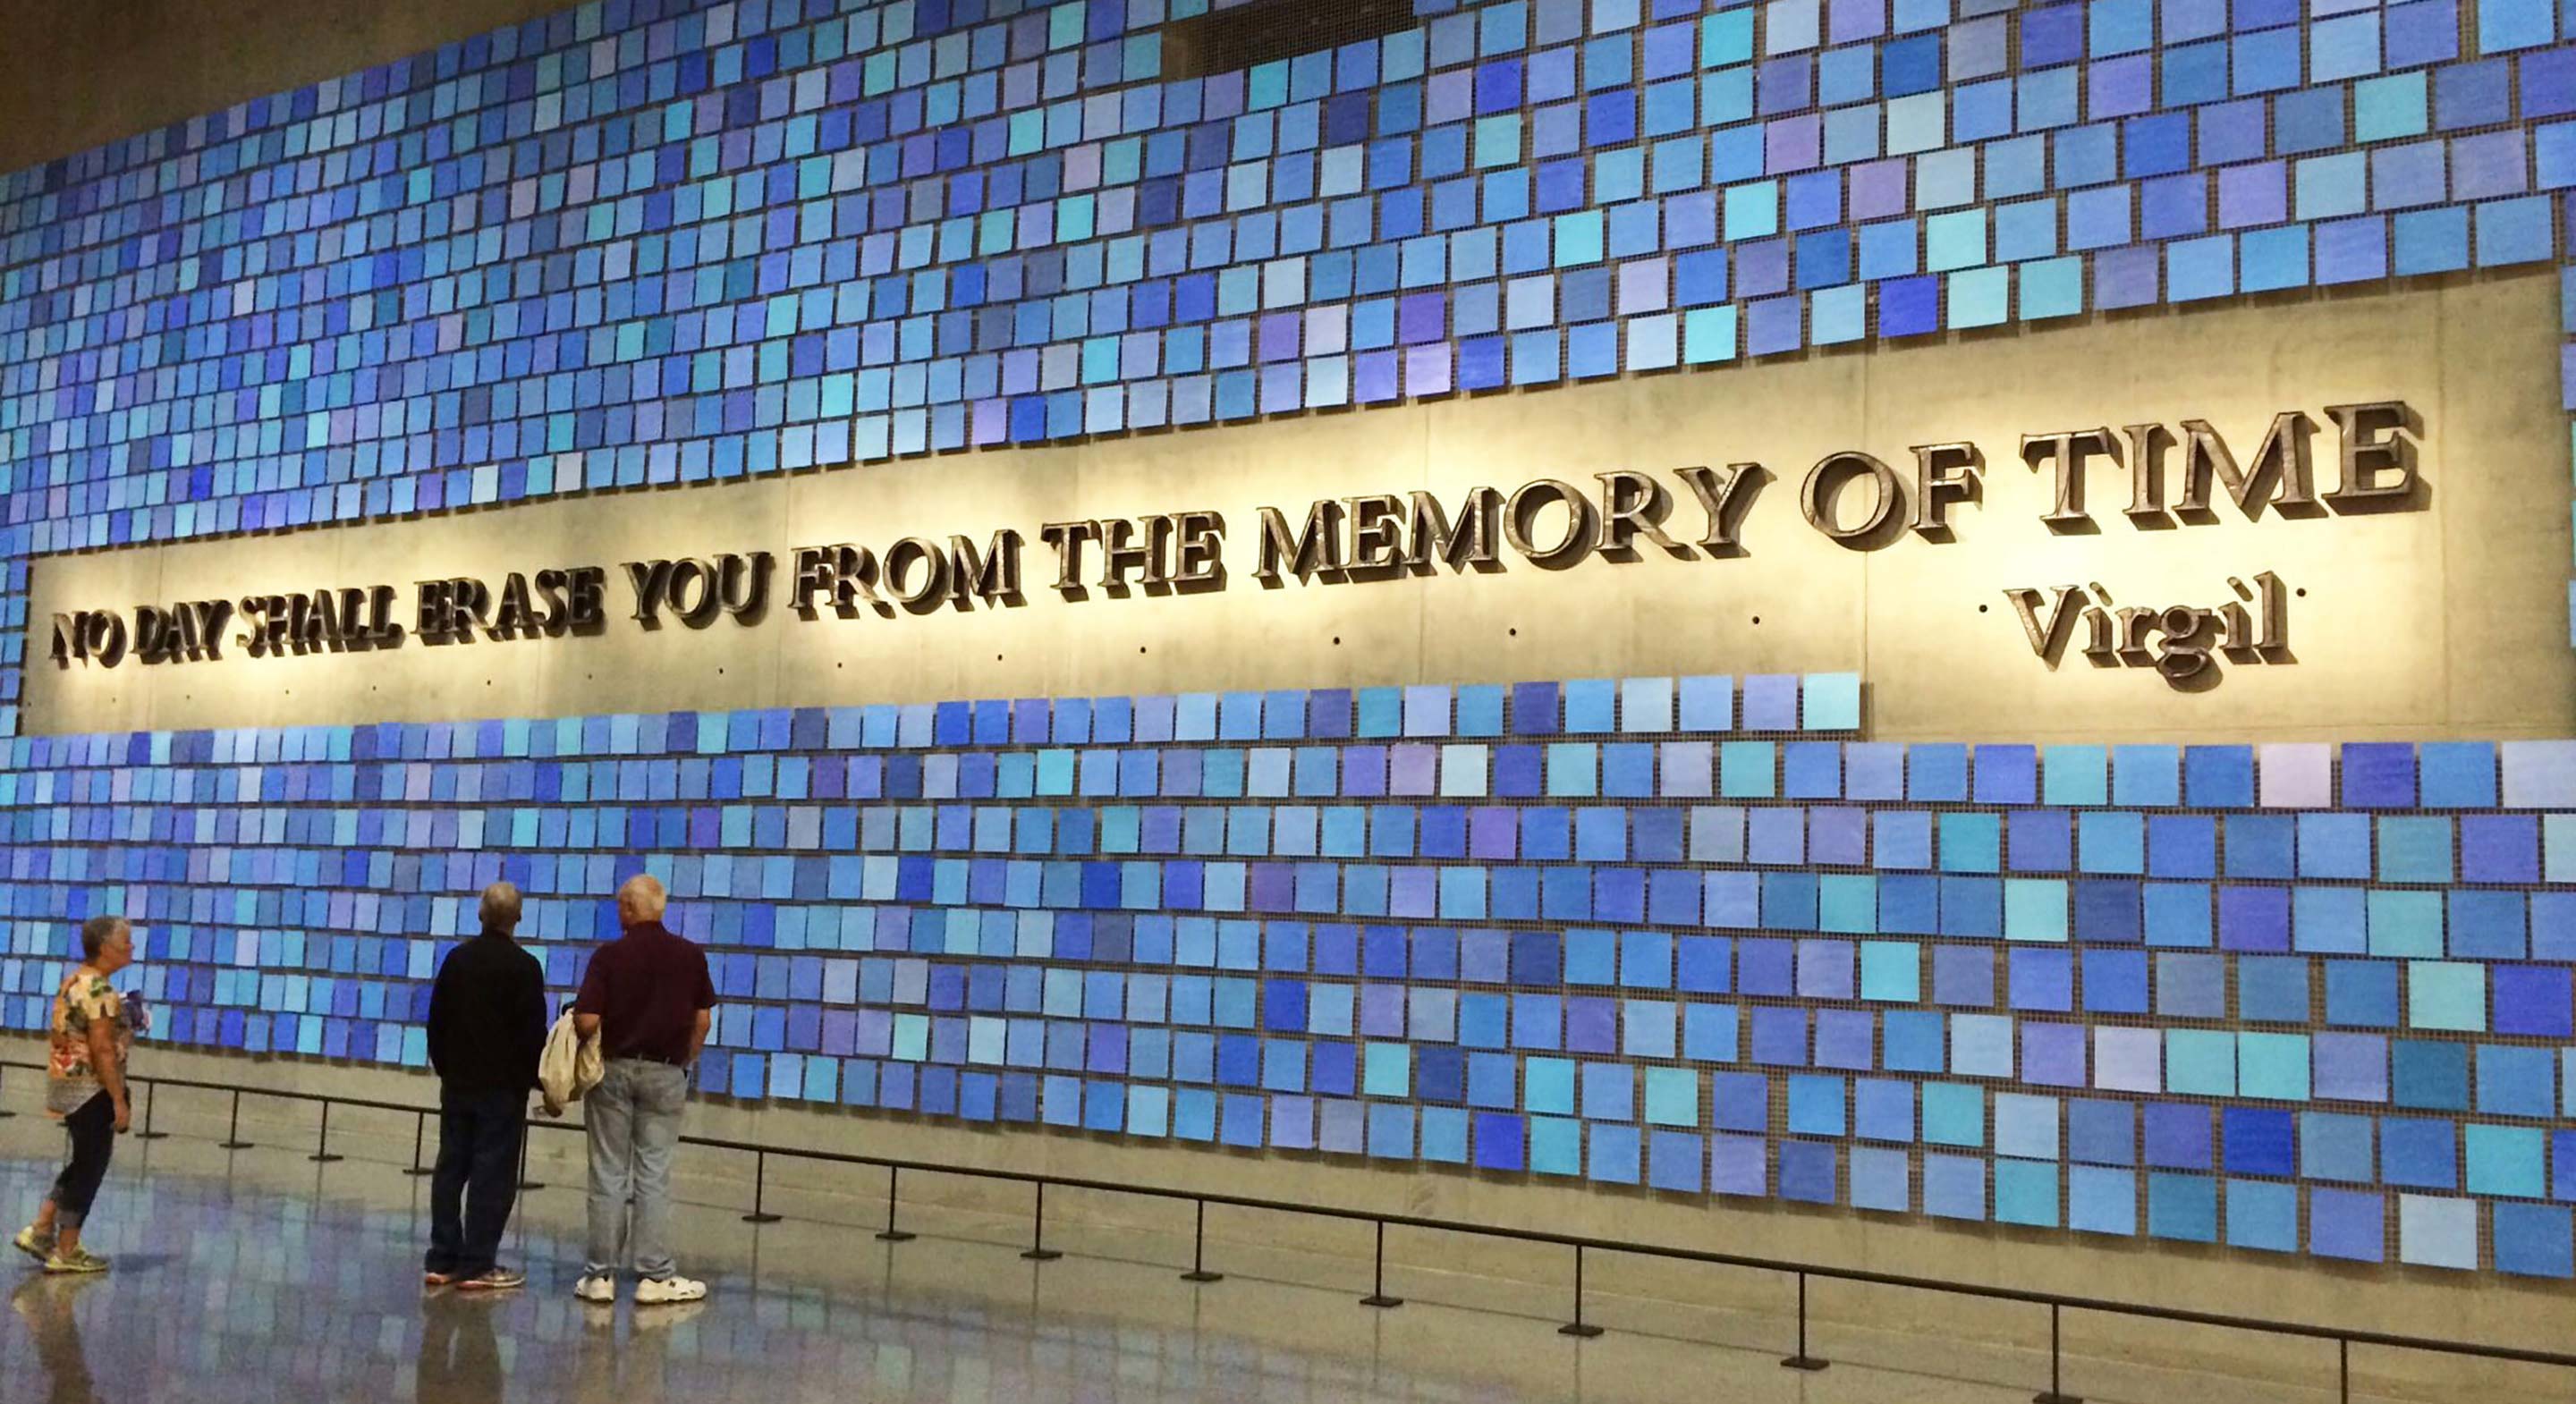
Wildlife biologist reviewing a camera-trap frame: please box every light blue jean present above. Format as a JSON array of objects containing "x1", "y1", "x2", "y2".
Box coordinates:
[{"x1": 584, "y1": 1059, "x2": 689, "y2": 1281}]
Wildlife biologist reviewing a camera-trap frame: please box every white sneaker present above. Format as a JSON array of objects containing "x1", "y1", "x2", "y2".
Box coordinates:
[
  {"x1": 572, "y1": 1274, "x2": 615, "y2": 1304},
  {"x1": 633, "y1": 1275, "x2": 707, "y2": 1305}
]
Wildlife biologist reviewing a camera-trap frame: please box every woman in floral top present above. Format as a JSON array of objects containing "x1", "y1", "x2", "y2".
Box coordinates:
[{"x1": 13, "y1": 916, "x2": 135, "y2": 1273}]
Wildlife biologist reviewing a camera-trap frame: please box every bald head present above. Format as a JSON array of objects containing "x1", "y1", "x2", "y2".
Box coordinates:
[
  {"x1": 616, "y1": 873, "x2": 667, "y2": 926},
  {"x1": 479, "y1": 881, "x2": 521, "y2": 932}
]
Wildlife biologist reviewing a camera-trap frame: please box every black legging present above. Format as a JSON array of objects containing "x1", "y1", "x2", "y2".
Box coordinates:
[{"x1": 49, "y1": 1094, "x2": 114, "y2": 1231}]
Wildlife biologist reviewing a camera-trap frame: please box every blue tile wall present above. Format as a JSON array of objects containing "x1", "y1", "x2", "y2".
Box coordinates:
[
  {"x1": 0, "y1": 0, "x2": 2568, "y2": 562},
  {"x1": 0, "y1": 0, "x2": 2573, "y2": 1278},
  {"x1": 5, "y1": 677, "x2": 2576, "y2": 1277}
]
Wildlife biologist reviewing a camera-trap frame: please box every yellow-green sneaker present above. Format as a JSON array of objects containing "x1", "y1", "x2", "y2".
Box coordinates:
[
  {"x1": 41, "y1": 1248, "x2": 106, "y2": 1275},
  {"x1": 11, "y1": 1228, "x2": 52, "y2": 1265}
]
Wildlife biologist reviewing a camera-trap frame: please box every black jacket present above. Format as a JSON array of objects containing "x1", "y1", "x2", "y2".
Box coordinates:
[{"x1": 426, "y1": 927, "x2": 547, "y2": 1095}]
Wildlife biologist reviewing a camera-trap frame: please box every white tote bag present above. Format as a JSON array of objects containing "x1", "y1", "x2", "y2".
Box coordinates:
[{"x1": 538, "y1": 1009, "x2": 604, "y2": 1109}]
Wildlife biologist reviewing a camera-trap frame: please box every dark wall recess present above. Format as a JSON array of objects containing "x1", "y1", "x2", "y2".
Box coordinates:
[{"x1": 1163, "y1": 0, "x2": 1417, "y2": 80}]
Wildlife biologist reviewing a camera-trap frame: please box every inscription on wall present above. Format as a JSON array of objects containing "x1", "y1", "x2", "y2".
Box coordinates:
[{"x1": 44, "y1": 402, "x2": 2420, "y2": 691}]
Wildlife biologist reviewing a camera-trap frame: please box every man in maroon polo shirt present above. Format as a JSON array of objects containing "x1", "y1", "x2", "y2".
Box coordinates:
[{"x1": 570, "y1": 873, "x2": 715, "y2": 1306}]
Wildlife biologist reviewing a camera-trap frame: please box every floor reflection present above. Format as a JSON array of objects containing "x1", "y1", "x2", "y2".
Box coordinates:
[
  {"x1": 0, "y1": 1121, "x2": 2230, "y2": 1404},
  {"x1": 0, "y1": 1139, "x2": 1620, "y2": 1404},
  {"x1": 417, "y1": 1294, "x2": 504, "y2": 1404},
  {"x1": 10, "y1": 1275, "x2": 98, "y2": 1404}
]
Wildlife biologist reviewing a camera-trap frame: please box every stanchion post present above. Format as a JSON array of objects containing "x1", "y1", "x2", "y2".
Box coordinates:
[
  {"x1": 516, "y1": 1132, "x2": 544, "y2": 1192},
  {"x1": 0, "y1": 1062, "x2": 22, "y2": 1120},
  {"x1": 1359, "y1": 1220, "x2": 1402, "y2": 1308},
  {"x1": 1557, "y1": 1242, "x2": 1604, "y2": 1338},
  {"x1": 1178, "y1": 1198, "x2": 1223, "y2": 1283},
  {"x1": 402, "y1": 1109, "x2": 434, "y2": 1177},
  {"x1": 134, "y1": 1079, "x2": 167, "y2": 1141},
  {"x1": 1780, "y1": 1270, "x2": 1828, "y2": 1371},
  {"x1": 217, "y1": 1088, "x2": 254, "y2": 1150},
  {"x1": 742, "y1": 1148, "x2": 784, "y2": 1224},
  {"x1": 308, "y1": 1101, "x2": 344, "y2": 1163},
  {"x1": 2032, "y1": 1301, "x2": 2082, "y2": 1404},
  {"x1": 1020, "y1": 1181, "x2": 1062, "y2": 1261},
  {"x1": 875, "y1": 1165, "x2": 915, "y2": 1242},
  {"x1": 2338, "y1": 1339, "x2": 2350, "y2": 1404}
]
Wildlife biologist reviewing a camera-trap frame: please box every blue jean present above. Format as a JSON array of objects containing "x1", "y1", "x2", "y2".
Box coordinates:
[
  {"x1": 426, "y1": 1087, "x2": 525, "y2": 1278},
  {"x1": 584, "y1": 1060, "x2": 688, "y2": 1281}
]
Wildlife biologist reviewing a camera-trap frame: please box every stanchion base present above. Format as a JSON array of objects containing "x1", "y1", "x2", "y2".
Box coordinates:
[
  {"x1": 742, "y1": 1213, "x2": 784, "y2": 1224},
  {"x1": 1020, "y1": 1248, "x2": 1063, "y2": 1262},
  {"x1": 1180, "y1": 1270, "x2": 1224, "y2": 1283},
  {"x1": 874, "y1": 1230, "x2": 916, "y2": 1243},
  {"x1": 1780, "y1": 1357, "x2": 1829, "y2": 1373},
  {"x1": 1558, "y1": 1323, "x2": 1605, "y2": 1339},
  {"x1": 402, "y1": 1167, "x2": 436, "y2": 1178},
  {"x1": 0, "y1": 1110, "x2": 20, "y2": 1120},
  {"x1": 517, "y1": 1180, "x2": 545, "y2": 1192},
  {"x1": 308, "y1": 1154, "x2": 344, "y2": 1164},
  {"x1": 132, "y1": 1131, "x2": 169, "y2": 1142},
  {"x1": 1359, "y1": 1295, "x2": 1404, "y2": 1309},
  {"x1": 217, "y1": 1141, "x2": 255, "y2": 1151},
  {"x1": 2032, "y1": 1393, "x2": 2082, "y2": 1404}
]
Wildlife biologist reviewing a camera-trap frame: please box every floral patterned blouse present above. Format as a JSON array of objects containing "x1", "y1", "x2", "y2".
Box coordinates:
[{"x1": 46, "y1": 968, "x2": 128, "y2": 1117}]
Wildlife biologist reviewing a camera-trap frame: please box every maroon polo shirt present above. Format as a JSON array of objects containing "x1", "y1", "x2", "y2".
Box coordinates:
[{"x1": 573, "y1": 919, "x2": 716, "y2": 1064}]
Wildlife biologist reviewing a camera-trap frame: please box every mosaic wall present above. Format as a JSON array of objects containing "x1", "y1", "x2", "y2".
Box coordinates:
[{"x1": 2, "y1": 0, "x2": 2575, "y2": 1276}]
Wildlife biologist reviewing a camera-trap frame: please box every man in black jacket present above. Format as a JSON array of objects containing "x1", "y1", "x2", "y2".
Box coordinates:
[{"x1": 423, "y1": 882, "x2": 547, "y2": 1291}]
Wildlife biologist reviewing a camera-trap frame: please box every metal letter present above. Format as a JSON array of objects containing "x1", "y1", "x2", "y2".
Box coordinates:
[
  {"x1": 1504, "y1": 478, "x2": 1599, "y2": 568},
  {"x1": 2323, "y1": 401, "x2": 2419, "y2": 509},
  {"x1": 83, "y1": 611, "x2": 126, "y2": 668},
  {"x1": 532, "y1": 570, "x2": 569, "y2": 634},
  {"x1": 623, "y1": 561, "x2": 672, "y2": 626},
  {"x1": 1039, "y1": 520, "x2": 1102, "y2": 593},
  {"x1": 336, "y1": 587, "x2": 373, "y2": 647},
  {"x1": 191, "y1": 598, "x2": 233, "y2": 657},
  {"x1": 558, "y1": 571, "x2": 598, "y2": 635},
  {"x1": 1173, "y1": 511, "x2": 1227, "y2": 587},
  {"x1": 2178, "y1": 412, "x2": 2317, "y2": 518},
  {"x1": 2018, "y1": 429, "x2": 2112, "y2": 527},
  {"x1": 1254, "y1": 501, "x2": 1345, "y2": 583},
  {"x1": 717, "y1": 552, "x2": 775, "y2": 621},
  {"x1": 450, "y1": 579, "x2": 490, "y2": 636},
  {"x1": 2003, "y1": 586, "x2": 2088, "y2": 666},
  {"x1": 663, "y1": 560, "x2": 722, "y2": 627},
  {"x1": 2254, "y1": 570, "x2": 2289, "y2": 651},
  {"x1": 1593, "y1": 470, "x2": 1682, "y2": 554},
  {"x1": 949, "y1": 530, "x2": 1023, "y2": 605},
  {"x1": 1800, "y1": 452, "x2": 1902, "y2": 545},
  {"x1": 487, "y1": 573, "x2": 535, "y2": 639},
  {"x1": 884, "y1": 537, "x2": 951, "y2": 609},
  {"x1": 1404, "y1": 488, "x2": 1501, "y2": 570},
  {"x1": 1672, "y1": 464, "x2": 1765, "y2": 552},
  {"x1": 131, "y1": 606, "x2": 169, "y2": 664},
  {"x1": 1346, "y1": 495, "x2": 1406, "y2": 572},
  {"x1": 258, "y1": 595, "x2": 294, "y2": 656},
  {"x1": 2120, "y1": 422, "x2": 2169, "y2": 521},
  {"x1": 1911, "y1": 442, "x2": 1984, "y2": 536},
  {"x1": 417, "y1": 579, "x2": 453, "y2": 639},
  {"x1": 2152, "y1": 605, "x2": 2214, "y2": 682},
  {"x1": 835, "y1": 546, "x2": 883, "y2": 611},
  {"x1": 2080, "y1": 602, "x2": 2116, "y2": 662},
  {"x1": 790, "y1": 547, "x2": 838, "y2": 615}
]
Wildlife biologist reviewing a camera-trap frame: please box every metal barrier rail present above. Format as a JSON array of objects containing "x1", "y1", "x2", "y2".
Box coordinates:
[{"x1": 6, "y1": 1060, "x2": 2569, "y2": 1404}]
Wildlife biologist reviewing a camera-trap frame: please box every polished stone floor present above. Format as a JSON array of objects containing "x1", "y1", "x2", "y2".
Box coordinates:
[{"x1": 0, "y1": 1112, "x2": 2500, "y2": 1404}]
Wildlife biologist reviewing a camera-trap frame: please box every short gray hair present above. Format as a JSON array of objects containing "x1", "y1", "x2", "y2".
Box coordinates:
[
  {"x1": 79, "y1": 915, "x2": 130, "y2": 960},
  {"x1": 479, "y1": 882, "x2": 522, "y2": 930},
  {"x1": 615, "y1": 873, "x2": 667, "y2": 921}
]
